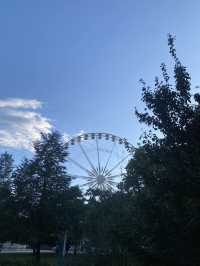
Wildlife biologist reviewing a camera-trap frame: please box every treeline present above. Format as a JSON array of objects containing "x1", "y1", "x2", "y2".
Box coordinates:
[
  {"x1": 0, "y1": 132, "x2": 84, "y2": 258},
  {"x1": 1, "y1": 36, "x2": 200, "y2": 266}
]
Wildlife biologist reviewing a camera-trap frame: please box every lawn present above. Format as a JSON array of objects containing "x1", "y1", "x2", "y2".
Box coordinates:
[{"x1": 0, "y1": 253, "x2": 139, "y2": 266}]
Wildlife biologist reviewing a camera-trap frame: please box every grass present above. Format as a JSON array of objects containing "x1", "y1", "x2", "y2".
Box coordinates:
[
  {"x1": 0, "y1": 253, "x2": 55, "y2": 266},
  {"x1": 0, "y1": 253, "x2": 139, "y2": 266}
]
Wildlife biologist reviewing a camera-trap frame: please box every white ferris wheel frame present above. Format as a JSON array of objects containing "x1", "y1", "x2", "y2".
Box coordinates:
[{"x1": 66, "y1": 132, "x2": 135, "y2": 191}]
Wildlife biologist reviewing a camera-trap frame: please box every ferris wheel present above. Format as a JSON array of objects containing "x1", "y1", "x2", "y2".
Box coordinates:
[{"x1": 66, "y1": 132, "x2": 134, "y2": 191}]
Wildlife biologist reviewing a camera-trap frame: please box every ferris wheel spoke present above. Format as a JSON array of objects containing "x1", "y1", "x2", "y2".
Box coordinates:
[
  {"x1": 99, "y1": 183, "x2": 103, "y2": 191},
  {"x1": 105, "y1": 154, "x2": 130, "y2": 177},
  {"x1": 107, "y1": 180, "x2": 118, "y2": 186},
  {"x1": 79, "y1": 143, "x2": 98, "y2": 175},
  {"x1": 81, "y1": 180, "x2": 96, "y2": 187},
  {"x1": 90, "y1": 182, "x2": 98, "y2": 190},
  {"x1": 105, "y1": 183, "x2": 114, "y2": 191},
  {"x1": 102, "y1": 184, "x2": 106, "y2": 191},
  {"x1": 104, "y1": 170, "x2": 122, "y2": 179},
  {"x1": 103, "y1": 183, "x2": 108, "y2": 189},
  {"x1": 68, "y1": 157, "x2": 94, "y2": 177},
  {"x1": 102, "y1": 142, "x2": 116, "y2": 175},
  {"x1": 68, "y1": 132, "x2": 133, "y2": 191},
  {"x1": 106, "y1": 174, "x2": 124, "y2": 179},
  {"x1": 96, "y1": 138, "x2": 101, "y2": 174},
  {"x1": 68, "y1": 174, "x2": 95, "y2": 181}
]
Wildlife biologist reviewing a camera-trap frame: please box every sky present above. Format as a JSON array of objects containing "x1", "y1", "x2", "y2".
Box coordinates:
[{"x1": 0, "y1": 0, "x2": 200, "y2": 162}]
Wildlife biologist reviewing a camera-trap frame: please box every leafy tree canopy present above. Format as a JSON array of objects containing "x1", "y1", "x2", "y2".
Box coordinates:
[
  {"x1": 123, "y1": 35, "x2": 200, "y2": 266},
  {"x1": 13, "y1": 131, "x2": 84, "y2": 255}
]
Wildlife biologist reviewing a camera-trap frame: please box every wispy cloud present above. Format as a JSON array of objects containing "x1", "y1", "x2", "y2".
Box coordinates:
[
  {"x1": 0, "y1": 98, "x2": 42, "y2": 109},
  {"x1": 0, "y1": 98, "x2": 52, "y2": 151}
]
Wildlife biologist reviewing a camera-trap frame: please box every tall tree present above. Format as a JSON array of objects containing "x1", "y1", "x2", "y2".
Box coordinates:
[
  {"x1": 13, "y1": 131, "x2": 83, "y2": 258},
  {"x1": 124, "y1": 35, "x2": 200, "y2": 266},
  {"x1": 0, "y1": 152, "x2": 15, "y2": 242},
  {"x1": 0, "y1": 152, "x2": 14, "y2": 183}
]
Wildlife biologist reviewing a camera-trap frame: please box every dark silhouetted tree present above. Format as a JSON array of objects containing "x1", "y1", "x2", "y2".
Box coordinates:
[
  {"x1": 0, "y1": 152, "x2": 15, "y2": 242},
  {"x1": 124, "y1": 35, "x2": 200, "y2": 266},
  {"x1": 13, "y1": 131, "x2": 84, "y2": 259}
]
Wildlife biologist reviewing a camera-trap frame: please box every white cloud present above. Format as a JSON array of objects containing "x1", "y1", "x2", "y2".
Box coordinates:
[
  {"x1": 0, "y1": 98, "x2": 42, "y2": 109},
  {"x1": 0, "y1": 99, "x2": 52, "y2": 151}
]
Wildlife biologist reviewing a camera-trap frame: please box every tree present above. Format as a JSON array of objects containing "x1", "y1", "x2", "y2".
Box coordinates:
[
  {"x1": 13, "y1": 131, "x2": 84, "y2": 258},
  {"x1": 0, "y1": 152, "x2": 15, "y2": 242},
  {"x1": 0, "y1": 152, "x2": 14, "y2": 183},
  {"x1": 84, "y1": 189, "x2": 130, "y2": 256},
  {"x1": 123, "y1": 35, "x2": 200, "y2": 265}
]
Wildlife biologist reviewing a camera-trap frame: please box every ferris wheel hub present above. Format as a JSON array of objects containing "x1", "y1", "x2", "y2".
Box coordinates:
[
  {"x1": 96, "y1": 175, "x2": 106, "y2": 185},
  {"x1": 66, "y1": 132, "x2": 134, "y2": 191}
]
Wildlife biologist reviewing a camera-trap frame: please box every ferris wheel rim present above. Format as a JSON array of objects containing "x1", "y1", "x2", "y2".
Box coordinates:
[
  {"x1": 66, "y1": 132, "x2": 135, "y2": 191},
  {"x1": 65, "y1": 132, "x2": 135, "y2": 154}
]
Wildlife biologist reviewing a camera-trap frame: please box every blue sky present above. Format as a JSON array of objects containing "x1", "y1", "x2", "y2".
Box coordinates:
[{"x1": 0, "y1": 0, "x2": 200, "y2": 161}]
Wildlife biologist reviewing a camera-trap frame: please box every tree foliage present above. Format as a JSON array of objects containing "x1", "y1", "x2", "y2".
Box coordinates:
[
  {"x1": 0, "y1": 152, "x2": 14, "y2": 183},
  {"x1": 13, "y1": 131, "x2": 84, "y2": 255},
  {"x1": 0, "y1": 152, "x2": 15, "y2": 242},
  {"x1": 123, "y1": 35, "x2": 200, "y2": 266}
]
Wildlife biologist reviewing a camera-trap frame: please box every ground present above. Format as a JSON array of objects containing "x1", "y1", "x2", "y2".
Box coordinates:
[{"x1": 0, "y1": 253, "x2": 138, "y2": 266}]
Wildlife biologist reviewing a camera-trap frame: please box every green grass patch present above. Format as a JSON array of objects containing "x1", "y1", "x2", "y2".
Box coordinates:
[
  {"x1": 0, "y1": 253, "x2": 55, "y2": 266},
  {"x1": 0, "y1": 253, "x2": 139, "y2": 266}
]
